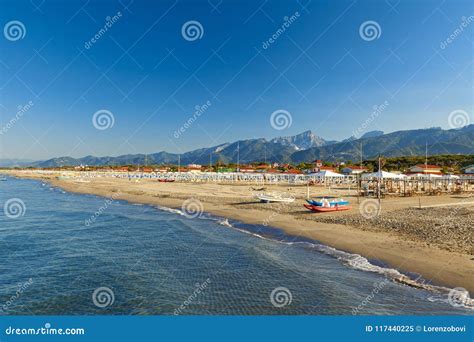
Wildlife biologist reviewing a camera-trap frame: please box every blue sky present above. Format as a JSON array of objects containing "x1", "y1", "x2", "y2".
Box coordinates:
[{"x1": 0, "y1": 0, "x2": 472, "y2": 160}]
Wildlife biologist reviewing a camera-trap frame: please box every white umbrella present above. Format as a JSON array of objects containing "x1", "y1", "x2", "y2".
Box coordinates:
[
  {"x1": 311, "y1": 170, "x2": 345, "y2": 178},
  {"x1": 362, "y1": 171, "x2": 405, "y2": 179}
]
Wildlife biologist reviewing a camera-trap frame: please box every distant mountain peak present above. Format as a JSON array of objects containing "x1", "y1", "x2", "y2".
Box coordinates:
[
  {"x1": 360, "y1": 130, "x2": 384, "y2": 139},
  {"x1": 270, "y1": 130, "x2": 327, "y2": 150}
]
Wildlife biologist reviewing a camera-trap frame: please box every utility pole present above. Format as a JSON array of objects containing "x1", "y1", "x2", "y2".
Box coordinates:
[
  {"x1": 237, "y1": 141, "x2": 240, "y2": 171},
  {"x1": 425, "y1": 142, "x2": 428, "y2": 169},
  {"x1": 377, "y1": 156, "x2": 382, "y2": 202}
]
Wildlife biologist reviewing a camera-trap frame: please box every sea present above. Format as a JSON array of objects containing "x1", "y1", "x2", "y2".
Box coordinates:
[{"x1": 0, "y1": 176, "x2": 471, "y2": 315}]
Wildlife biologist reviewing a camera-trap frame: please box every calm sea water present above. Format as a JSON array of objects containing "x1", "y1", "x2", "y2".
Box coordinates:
[{"x1": 0, "y1": 177, "x2": 470, "y2": 315}]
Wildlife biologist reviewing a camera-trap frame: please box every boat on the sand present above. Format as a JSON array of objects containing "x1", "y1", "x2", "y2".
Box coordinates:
[
  {"x1": 304, "y1": 203, "x2": 351, "y2": 212},
  {"x1": 255, "y1": 193, "x2": 295, "y2": 203},
  {"x1": 306, "y1": 197, "x2": 349, "y2": 207}
]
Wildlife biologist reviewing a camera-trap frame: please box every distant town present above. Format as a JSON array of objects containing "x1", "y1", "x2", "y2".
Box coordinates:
[{"x1": 8, "y1": 154, "x2": 474, "y2": 176}]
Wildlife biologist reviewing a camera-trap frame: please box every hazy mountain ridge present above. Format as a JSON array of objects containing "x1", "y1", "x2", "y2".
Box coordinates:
[
  {"x1": 12, "y1": 126, "x2": 474, "y2": 167},
  {"x1": 290, "y1": 126, "x2": 474, "y2": 162}
]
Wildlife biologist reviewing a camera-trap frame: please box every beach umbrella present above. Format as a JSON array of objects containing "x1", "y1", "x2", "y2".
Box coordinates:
[{"x1": 311, "y1": 170, "x2": 345, "y2": 178}]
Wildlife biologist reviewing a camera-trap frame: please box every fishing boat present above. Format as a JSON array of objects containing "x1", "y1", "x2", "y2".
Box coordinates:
[
  {"x1": 255, "y1": 193, "x2": 295, "y2": 203},
  {"x1": 158, "y1": 179, "x2": 175, "y2": 183},
  {"x1": 304, "y1": 203, "x2": 351, "y2": 212},
  {"x1": 306, "y1": 197, "x2": 349, "y2": 207},
  {"x1": 0, "y1": 177, "x2": 7, "y2": 181}
]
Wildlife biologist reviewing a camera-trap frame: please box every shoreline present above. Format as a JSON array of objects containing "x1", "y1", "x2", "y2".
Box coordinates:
[{"x1": 3, "y1": 171, "x2": 473, "y2": 295}]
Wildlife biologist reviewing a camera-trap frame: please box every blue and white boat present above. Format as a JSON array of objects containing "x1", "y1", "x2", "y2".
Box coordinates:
[{"x1": 306, "y1": 197, "x2": 349, "y2": 207}]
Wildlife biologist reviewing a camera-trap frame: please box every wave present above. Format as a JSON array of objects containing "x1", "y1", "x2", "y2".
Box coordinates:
[
  {"x1": 155, "y1": 205, "x2": 186, "y2": 217},
  {"x1": 153, "y1": 204, "x2": 473, "y2": 310}
]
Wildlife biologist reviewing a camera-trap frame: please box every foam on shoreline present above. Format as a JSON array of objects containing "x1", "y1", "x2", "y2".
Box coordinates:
[{"x1": 155, "y1": 204, "x2": 474, "y2": 310}]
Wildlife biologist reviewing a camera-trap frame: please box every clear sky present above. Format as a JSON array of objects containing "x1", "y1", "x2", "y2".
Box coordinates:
[{"x1": 0, "y1": 0, "x2": 472, "y2": 160}]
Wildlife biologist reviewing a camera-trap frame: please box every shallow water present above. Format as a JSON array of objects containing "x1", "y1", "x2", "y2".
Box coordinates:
[{"x1": 0, "y1": 177, "x2": 470, "y2": 315}]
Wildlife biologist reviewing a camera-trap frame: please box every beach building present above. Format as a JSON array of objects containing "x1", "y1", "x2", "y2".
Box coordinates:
[
  {"x1": 284, "y1": 169, "x2": 303, "y2": 174},
  {"x1": 462, "y1": 165, "x2": 474, "y2": 174},
  {"x1": 255, "y1": 164, "x2": 271, "y2": 172},
  {"x1": 238, "y1": 165, "x2": 255, "y2": 173},
  {"x1": 408, "y1": 164, "x2": 442, "y2": 174},
  {"x1": 341, "y1": 166, "x2": 368, "y2": 175},
  {"x1": 318, "y1": 166, "x2": 337, "y2": 172},
  {"x1": 187, "y1": 164, "x2": 202, "y2": 172},
  {"x1": 313, "y1": 159, "x2": 323, "y2": 167}
]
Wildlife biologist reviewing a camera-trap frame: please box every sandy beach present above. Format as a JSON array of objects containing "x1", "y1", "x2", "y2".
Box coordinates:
[{"x1": 3, "y1": 170, "x2": 473, "y2": 293}]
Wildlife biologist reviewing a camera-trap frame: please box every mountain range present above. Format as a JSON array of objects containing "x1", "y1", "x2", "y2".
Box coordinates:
[{"x1": 2, "y1": 125, "x2": 473, "y2": 168}]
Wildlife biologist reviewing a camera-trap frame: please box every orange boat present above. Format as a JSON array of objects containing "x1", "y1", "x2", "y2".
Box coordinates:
[
  {"x1": 158, "y1": 179, "x2": 175, "y2": 183},
  {"x1": 304, "y1": 203, "x2": 351, "y2": 212}
]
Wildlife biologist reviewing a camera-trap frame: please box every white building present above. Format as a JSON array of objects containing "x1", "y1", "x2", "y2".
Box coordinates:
[{"x1": 463, "y1": 165, "x2": 474, "y2": 174}]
